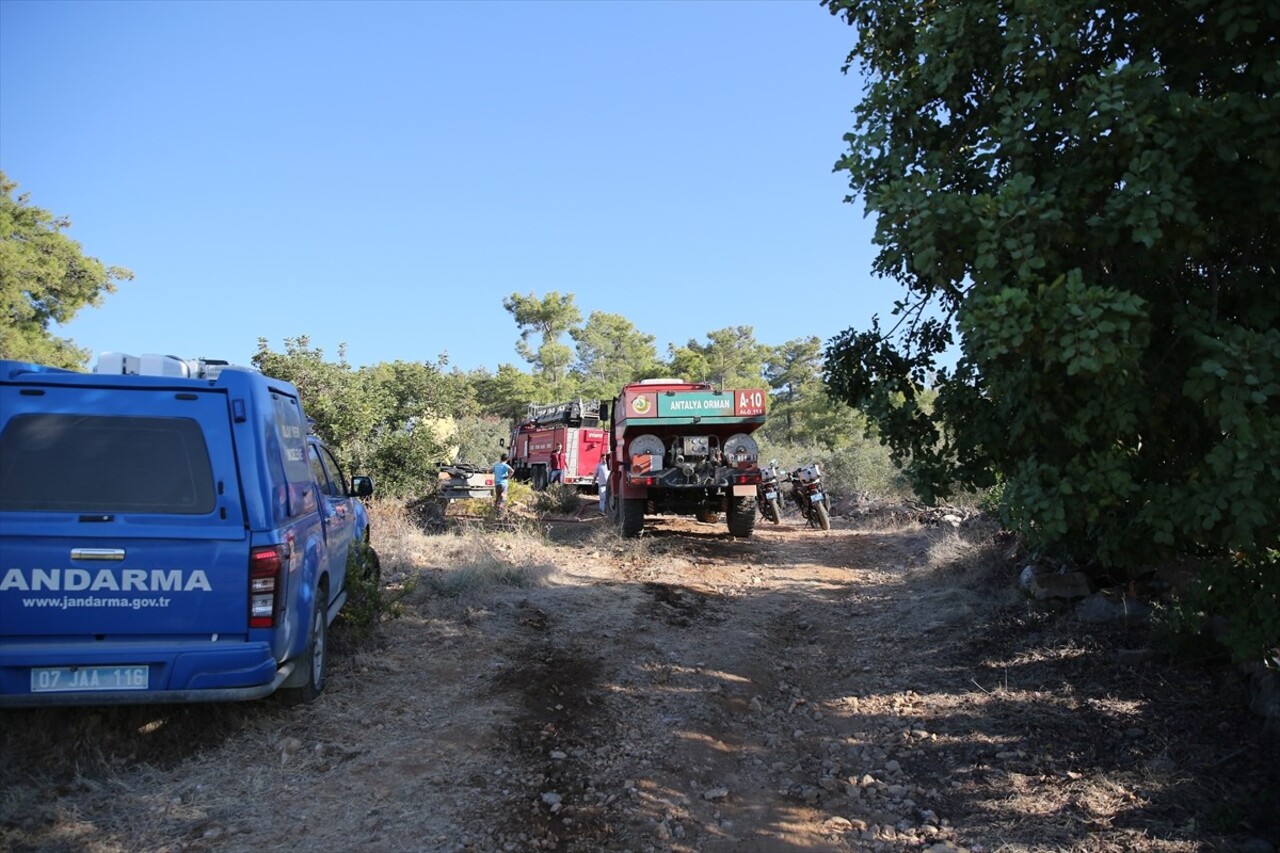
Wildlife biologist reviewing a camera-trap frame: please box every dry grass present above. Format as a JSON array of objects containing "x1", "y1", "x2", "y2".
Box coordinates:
[
  {"x1": 884, "y1": 521, "x2": 1023, "y2": 632},
  {"x1": 366, "y1": 500, "x2": 561, "y2": 601}
]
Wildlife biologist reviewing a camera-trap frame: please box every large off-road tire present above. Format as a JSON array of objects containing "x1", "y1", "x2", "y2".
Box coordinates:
[
  {"x1": 727, "y1": 495, "x2": 756, "y2": 538},
  {"x1": 813, "y1": 501, "x2": 831, "y2": 531},
  {"x1": 765, "y1": 497, "x2": 782, "y2": 525},
  {"x1": 620, "y1": 497, "x2": 645, "y2": 538},
  {"x1": 282, "y1": 583, "x2": 328, "y2": 705}
]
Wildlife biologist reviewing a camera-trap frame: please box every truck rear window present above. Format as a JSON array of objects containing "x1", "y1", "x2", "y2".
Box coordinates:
[{"x1": 0, "y1": 414, "x2": 217, "y2": 514}]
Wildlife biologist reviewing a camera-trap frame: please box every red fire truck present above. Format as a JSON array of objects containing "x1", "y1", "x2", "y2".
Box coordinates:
[
  {"x1": 606, "y1": 378, "x2": 767, "y2": 538},
  {"x1": 508, "y1": 399, "x2": 608, "y2": 490}
]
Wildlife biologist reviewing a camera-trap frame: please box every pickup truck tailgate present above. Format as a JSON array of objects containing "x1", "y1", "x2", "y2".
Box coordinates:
[
  {"x1": 0, "y1": 384, "x2": 250, "y2": 639},
  {"x1": 0, "y1": 531, "x2": 250, "y2": 637}
]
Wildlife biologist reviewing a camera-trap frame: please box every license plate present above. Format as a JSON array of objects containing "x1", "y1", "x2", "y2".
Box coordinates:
[
  {"x1": 763, "y1": 489, "x2": 777, "y2": 500},
  {"x1": 810, "y1": 492, "x2": 825, "y2": 503},
  {"x1": 31, "y1": 665, "x2": 149, "y2": 693}
]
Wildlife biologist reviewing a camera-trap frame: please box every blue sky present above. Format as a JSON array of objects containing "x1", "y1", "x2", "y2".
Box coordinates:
[{"x1": 1, "y1": 0, "x2": 890, "y2": 373}]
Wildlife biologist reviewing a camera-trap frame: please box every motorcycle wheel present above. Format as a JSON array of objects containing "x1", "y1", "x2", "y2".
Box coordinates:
[
  {"x1": 814, "y1": 501, "x2": 831, "y2": 531},
  {"x1": 765, "y1": 498, "x2": 782, "y2": 524}
]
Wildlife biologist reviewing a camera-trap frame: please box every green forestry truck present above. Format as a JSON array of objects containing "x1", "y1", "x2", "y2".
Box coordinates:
[{"x1": 606, "y1": 378, "x2": 767, "y2": 538}]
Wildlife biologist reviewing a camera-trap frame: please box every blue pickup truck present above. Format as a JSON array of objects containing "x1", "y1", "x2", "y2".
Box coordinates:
[{"x1": 0, "y1": 353, "x2": 376, "y2": 707}]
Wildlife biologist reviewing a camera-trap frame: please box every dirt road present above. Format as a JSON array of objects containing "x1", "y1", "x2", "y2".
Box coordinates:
[{"x1": 3, "y1": 503, "x2": 1277, "y2": 852}]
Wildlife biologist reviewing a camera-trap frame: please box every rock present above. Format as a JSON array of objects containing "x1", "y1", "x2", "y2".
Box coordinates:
[
  {"x1": 702, "y1": 787, "x2": 729, "y2": 801},
  {"x1": 1020, "y1": 565, "x2": 1093, "y2": 600},
  {"x1": 824, "y1": 816, "x2": 854, "y2": 831},
  {"x1": 884, "y1": 759, "x2": 901, "y2": 773},
  {"x1": 540, "y1": 792, "x2": 562, "y2": 807},
  {"x1": 279, "y1": 737, "x2": 303, "y2": 759},
  {"x1": 1248, "y1": 663, "x2": 1280, "y2": 725},
  {"x1": 1077, "y1": 593, "x2": 1151, "y2": 625}
]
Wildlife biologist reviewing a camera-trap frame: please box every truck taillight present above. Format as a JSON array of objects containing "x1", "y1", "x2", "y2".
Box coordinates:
[
  {"x1": 249, "y1": 545, "x2": 284, "y2": 628},
  {"x1": 733, "y1": 473, "x2": 761, "y2": 485}
]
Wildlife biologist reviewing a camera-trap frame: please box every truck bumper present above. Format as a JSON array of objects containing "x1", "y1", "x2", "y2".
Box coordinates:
[{"x1": 0, "y1": 640, "x2": 287, "y2": 707}]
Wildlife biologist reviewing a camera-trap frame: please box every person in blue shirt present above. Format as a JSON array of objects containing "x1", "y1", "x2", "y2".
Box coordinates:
[{"x1": 493, "y1": 453, "x2": 514, "y2": 511}]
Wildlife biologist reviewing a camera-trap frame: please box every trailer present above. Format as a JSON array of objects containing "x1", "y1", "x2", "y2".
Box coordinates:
[
  {"x1": 508, "y1": 399, "x2": 608, "y2": 490},
  {"x1": 436, "y1": 464, "x2": 495, "y2": 502}
]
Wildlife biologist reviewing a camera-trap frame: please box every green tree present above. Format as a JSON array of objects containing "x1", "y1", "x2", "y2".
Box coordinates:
[
  {"x1": 503, "y1": 291, "x2": 582, "y2": 400},
  {"x1": 569, "y1": 311, "x2": 661, "y2": 399},
  {"x1": 470, "y1": 363, "x2": 542, "y2": 422},
  {"x1": 763, "y1": 336, "x2": 824, "y2": 443},
  {"x1": 360, "y1": 360, "x2": 455, "y2": 494},
  {"x1": 0, "y1": 172, "x2": 133, "y2": 368},
  {"x1": 823, "y1": 2, "x2": 1279, "y2": 586},
  {"x1": 667, "y1": 326, "x2": 767, "y2": 389},
  {"x1": 451, "y1": 415, "x2": 511, "y2": 467},
  {"x1": 252, "y1": 338, "x2": 448, "y2": 497}
]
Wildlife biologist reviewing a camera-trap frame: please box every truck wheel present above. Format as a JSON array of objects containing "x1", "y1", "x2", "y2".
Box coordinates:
[
  {"x1": 533, "y1": 467, "x2": 546, "y2": 491},
  {"x1": 620, "y1": 497, "x2": 645, "y2": 538},
  {"x1": 765, "y1": 497, "x2": 782, "y2": 524},
  {"x1": 814, "y1": 501, "x2": 831, "y2": 531},
  {"x1": 727, "y1": 496, "x2": 756, "y2": 538},
  {"x1": 282, "y1": 583, "x2": 328, "y2": 705}
]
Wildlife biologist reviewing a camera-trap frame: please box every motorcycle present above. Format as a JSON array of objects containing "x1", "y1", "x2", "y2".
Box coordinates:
[
  {"x1": 757, "y1": 460, "x2": 783, "y2": 524},
  {"x1": 786, "y1": 463, "x2": 831, "y2": 530}
]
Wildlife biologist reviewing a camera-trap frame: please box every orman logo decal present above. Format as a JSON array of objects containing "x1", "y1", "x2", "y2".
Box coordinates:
[{"x1": 630, "y1": 395, "x2": 651, "y2": 415}]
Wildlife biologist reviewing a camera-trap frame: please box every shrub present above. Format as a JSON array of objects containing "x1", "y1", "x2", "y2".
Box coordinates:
[
  {"x1": 336, "y1": 541, "x2": 414, "y2": 647},
  {"x1": 529, "y1": 483, "x2": 583, "y2": 515}
]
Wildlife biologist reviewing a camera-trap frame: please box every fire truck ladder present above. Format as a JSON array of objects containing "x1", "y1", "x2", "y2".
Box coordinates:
[{"x1": 525, "y1": 398, "x2": 602, "y2": 428}]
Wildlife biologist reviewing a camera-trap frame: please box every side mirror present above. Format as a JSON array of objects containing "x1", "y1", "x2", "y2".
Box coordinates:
[
  {"x1": 351, "y1": 476, "x2": 374, "y2": 498},
  {"x1": 498, "y1": 438, "x2": 506, "y2": 447}
]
